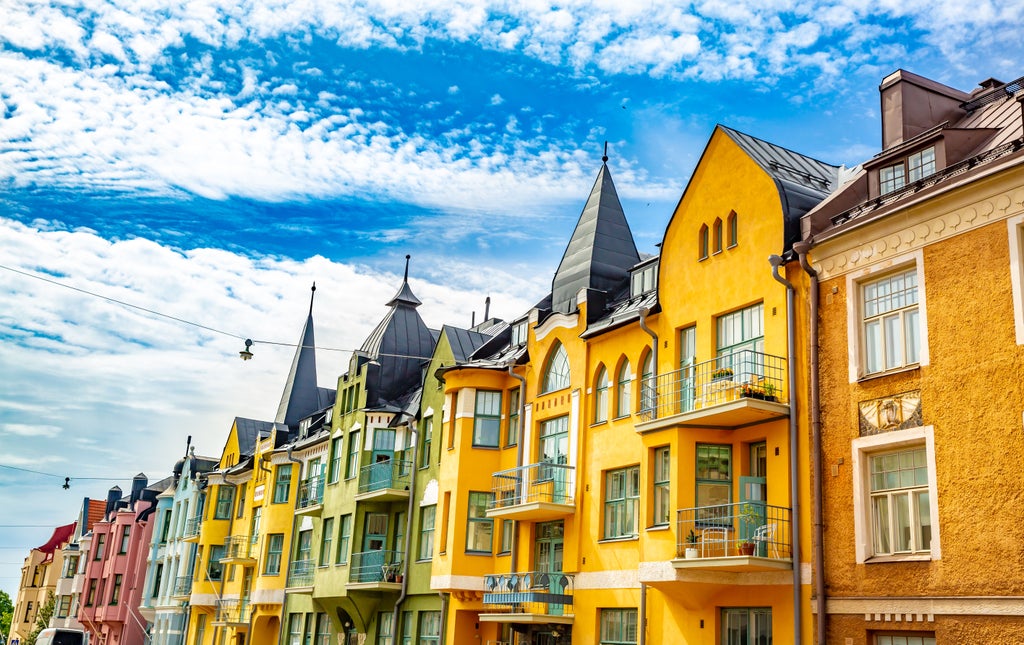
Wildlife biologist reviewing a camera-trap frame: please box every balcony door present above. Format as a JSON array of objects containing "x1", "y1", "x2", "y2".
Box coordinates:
[
  {"x1": 679, "y1": 326, "x2": 696, "y2": 413},
  {"x1": 369, "y1": 429, "x2": 396, "y2": 490},
  {"x1": 739, "y1": 442, "x2": 768, "y2": 551},
  {"x1": 359, "y1": 512, "x2": 388, "y2": 582},
  {"x1": 535, "y1": 521, "x2": 564, "y2": 617}
]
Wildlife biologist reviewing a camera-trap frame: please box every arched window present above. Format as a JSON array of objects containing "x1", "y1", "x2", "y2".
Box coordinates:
[
  {"x1": 728, "y1": 211, "x2": 738, "y2": 247},
  {"x1": 594, "y1": 366, "x2": 609, "y2": 423},
  {"x1": 713, "y1": 217, "x2": 723, "y2": 253},
  {"x1": 639, "y1": 350, "x2": 654, "y2": 413},
  {"x1": 699, "y1": 224, "x2": 709, "y2": 260},
  {"x1": 542, "y1": 342, "x2": 571, "y2": 393},
  {"x1": 616, "y1": 360, "x2": 632, "y2": 418}
]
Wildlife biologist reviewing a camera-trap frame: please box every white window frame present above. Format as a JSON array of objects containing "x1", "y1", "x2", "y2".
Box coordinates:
[
  {"x1": 845, "y1": 251, "x2": 930, "y2": 383},
  {"x1": 852, "y1": 425, "x2": 940, "y2": 563},
  {"x1": 1007, "y1": 215, "x2": 1024, "y2": 345}
]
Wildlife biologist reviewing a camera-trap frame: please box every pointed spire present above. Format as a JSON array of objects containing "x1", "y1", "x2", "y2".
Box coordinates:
[
  {"x1": 309, "y1": 282, "x2": 316, "y2": 314},
  {"x1": 387, "y1": 254, "x2": 422, "y2": 308},
  {"x1": 275, "y1": 287, "x2": 322, "y2": 427},
  {"x1": 603, "y1": 140, "x2": 609, "y2": 163}
]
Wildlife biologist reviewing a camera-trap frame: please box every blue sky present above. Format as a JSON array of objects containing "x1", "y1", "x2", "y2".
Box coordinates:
[{"x1": 2, "y1": 0, "x2": 1023, "y2": 598}]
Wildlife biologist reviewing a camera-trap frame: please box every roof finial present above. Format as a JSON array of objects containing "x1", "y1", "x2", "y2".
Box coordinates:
[
  {"x1": 309, "y1": 282, "x2": 317, "y2": 314},
  {"x1": 602, "y1": 141, "x2": 608, "y2": 164},
  {"x1": 404, "y1": 255, "x2": 411, "y2": 282}
]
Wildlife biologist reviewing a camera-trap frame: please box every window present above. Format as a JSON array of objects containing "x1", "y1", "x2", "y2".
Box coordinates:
[
  {"x1": 194, "y1": 614, "x2": 208, "y2": 645},
  {"x1": 473, "y1": 390, "x2": 502, "y2": 447},
  {"x1": 874, "y1": 633, "x2": 936, "y2": 645},
  {"x1": 721, "y1": 607, "x2": 772, "y2": 645},
  {"x1": 93, "y1": 534, "x2": 106, "y2": 560},
  {"x1": 418, "y1": 611, "x2": 441, "y2": 645},
  {"x1": 630, "y1": 261, "x2": 658, "y2": 296},
  {"x1": 600, "y1": 608, "x2": 638, "y2": 644},
  {"x1": 287, "y1": 613, "x2": 303, "y2": 645},
  {"x1": 713, "y1": 217, "x2": 723, "y2": 253},
  {"x1": 273, "y1": 464, "x2": 293, "y2": 503},
  {"x1": 616, "y1": 360, "x2": 632, "y2": 418},
  {"x1": 400, "y1": 611, "x2": 413, "y2": 645},
  {"x1": 466, "y1": 492, "x2": 494, "y2": 553},
  {"x1": 862, "y1": 269, "x2": 920, "y2": 375},
  {"x1": 346, "y1": 430, "x2": 361, "y2": 479},
  {"x1": 160, "y1": 510, "x2": 172, "y2": 544},
  {"x1": 152, "y1": 563, "x2": 163, "y2": 598},
  {"x1": 320, "y1": 518, "x2": 334, "y2": 567},
  {"x1": 604, "y1": 466, "x2": 640, "y2": 539},
  {"x1": 639, "y1": 351, "x2": 654, "y2": 414},
  {"x1": 118, "y1": 525, "x2": 131, "y2": 554},
  {"x1": 539, "y1": 415, "x2": 569, "y2": 479},
  {"x1": 418, "y1": 505, "x2": 436, "y2": 560},
  {"x1": 511, "y1": 319, "x2": 528, "y2": 346},
  {"x1": 236, "y1": 482, "x2": 247, "y2": 518},
  {"x1": 315, "y1": 613, "x2": 331, "y2": 645},
  {"x1": 110, "y1": 573, "x2": 123, "y2": 604},
  {"x1": 56, "y1": 595, "x2": 71, "y2": 618},
  {"x1": 421, "y1": 417, "x2": 433, "y2": 468},
  {"x1": 653, "y1": 447, "x2": 671, "y2": 526},
  {"x1": 24, "y1": 601, "x2": 33, "y2": 623},
  {"x1": 296, "y1": 529, "x2": 313, "y2": 564},
  {"x1": 265, "y1": 534, "x2": 284, "y2": 575},
  {"x1": 376, "y1": 612, "x2": 393, "y2": 645},
  {"x1": 907, "y1": 146, "x2": 936, "y2": 182},
  {"x1": 507, "y1": 389, "x2": 520, "y2": 446},
  {"x1": 86, "y1": 580, "x2": 97, "y2": 606},
  {"x1": 880, "y1": 162, "x2": 905, "y2": 194},
  {"x1": 542, "y1": 341, "x2": 570, "y2": 393},
  {"x1": 716, "y1": 303, "x2": 764, "y2": 379},
  {"x1": 853, "y1": 426, "x2": 939, "y2": 563},
  {"x1": 593, "y1": 366, "x2": 609, "y2": 423},
  {"x1": 214, "y1": 486, "x2": 234, "y2": 519},
  {"x1": 727, "y1": 211, "x2": 738, "y2": 248},
  {"x1": 62, "y1": 554, "x2": 79, "y2": 579},
  {"x1": 208, "y1": 545, "x2": 225, "y2": 581},
  {"x1": 499, "y1": 519, "x2": 513, "y2": 554},
  {"x1": 329, "y1": 437, "x2": 343, "y2": 483},
  {"x1": 336, "y1": 514, "x2": 352, "y2": 564},
  {"x1": 696, "y1": 444, "x2": 731, "y2": 517},
  {"x1": 699, "y1": 224, "x2": 709, "y2": 260}
]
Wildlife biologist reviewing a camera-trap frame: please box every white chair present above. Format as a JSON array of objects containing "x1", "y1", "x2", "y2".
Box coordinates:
[
  {"x1": 753, "y1": 523, "x2": 779, "y2": 559},
  {"x1": 701, "y1": 527, "x2": 729, "y2": 557}
]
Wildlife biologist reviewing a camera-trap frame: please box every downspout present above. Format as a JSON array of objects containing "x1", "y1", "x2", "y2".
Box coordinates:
[
  {"x1": 507, "y1": 362, "x2": 526, "y2": 574},
  {"x1": 637, "y1": 307, "x2": 658, "y2": 645},
  {"x1": 769, "y1": 254, "x2": 802, "y2": 645},
  {"x1": 793, "y1": 240, "x2": 825, "y2": 645},
  {"x1": 438, "y1": 592, "x2": 450, "y2": 645},
  {"x1": 392, "y1": 427, "x2": 419, "y2": 642},
  {"x1": 280, "y1": 445, "x2": 304, "y2": 640}
]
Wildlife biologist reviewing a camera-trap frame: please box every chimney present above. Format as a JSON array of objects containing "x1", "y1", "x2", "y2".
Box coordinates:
[
  {"x1": 484, "y1": 296, "x2": 491, "y2": 321},
  {"x1": 878, "y1": 69, "x2": 971, "y2": 150},
  {"x1": 471, "y1": 311, "x2": 476, "y2": 327},
  {"x1": 105, "y1": 486, "x2": 122, "y2": 520},
  {"x1": 129, "y1": 473, "x2": 148, "y2": 506}
]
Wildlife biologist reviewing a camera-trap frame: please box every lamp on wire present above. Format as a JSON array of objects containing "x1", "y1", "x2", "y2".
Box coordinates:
[{"x1": 239, "y1": 339, "x2": 254, "y2": 360}]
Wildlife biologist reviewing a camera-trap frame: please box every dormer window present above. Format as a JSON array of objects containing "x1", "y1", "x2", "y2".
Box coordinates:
[
  {"x1": 511, "y1": 320, "x2": 528, "y2": 346},
  {"x1": 908, "y1": 147, "x2": 936, "y2": 182},
  {"x1": 880, "y1": 146, "x2": 936, "y2": 195},
  {"x1": 630, "y1": 261, "x2": 658, "y2": 297},
  {"x1": 879, "y1": 163, "x2": 906, "y2": 194}
]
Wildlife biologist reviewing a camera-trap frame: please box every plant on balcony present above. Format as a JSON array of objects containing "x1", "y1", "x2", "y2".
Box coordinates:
[
  {"x1": 684, "y1": 529, "x2": 699, "y2": 559},
  {"x1": 737, "y1": 504, "x2": 761, "y2": 556},
  {"x1": 711, "y1": 367, "x2": 734, "y2": 381}
]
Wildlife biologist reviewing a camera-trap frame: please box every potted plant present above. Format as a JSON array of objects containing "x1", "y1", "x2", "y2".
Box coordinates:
[
  {"x1": 711, "y1": 367, "x2": 733, "y2": 382},
  {"x1": 763, "y1": 382, "x2": 778, "y2": 402},
  {"x1": 741, "y1": 383, "x2": 765, "y2": 400},
  {"x1": 737, "y1": 503, "x2": 761, "y2": 556},
  {"x1": 684, "y1": 530, "x2": 699, "y2": 559}
]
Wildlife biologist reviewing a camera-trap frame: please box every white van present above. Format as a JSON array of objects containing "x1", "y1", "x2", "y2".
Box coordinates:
[{"x1": 34, "y1": 629, "x2": 87, "y2": 645}]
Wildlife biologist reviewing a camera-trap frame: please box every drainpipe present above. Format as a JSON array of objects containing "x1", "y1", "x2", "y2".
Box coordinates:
[
  {"x1": 637, "y1": 308, "x2": 658, "y2": 645},
  {"x1": 392, "y1": 427, "x2": 419, "y2": 642},
  {"x1": 438, "y1": 592, "x2": 450, "y2": 644},
  {"x1": 507, "y1": 362, "x2": 526, "y2": 574},
  {"x1": 769, "y1": 254, "x2": 801, "y2": 645},
  {"x1": 281, "y1": 445, "x2": 304, "y2": 636},
  {"x1": 793, "y1": 240, "x2": 824, "y2": 645}
]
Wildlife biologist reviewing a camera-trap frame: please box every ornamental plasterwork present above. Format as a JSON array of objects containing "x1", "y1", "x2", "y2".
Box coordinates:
[
  {"x1": 813, "y1": 186, "x2": 1024, "y2": 280},
  {"x1": 858, "y1": 390, "x2": 922, "y2": 436}
]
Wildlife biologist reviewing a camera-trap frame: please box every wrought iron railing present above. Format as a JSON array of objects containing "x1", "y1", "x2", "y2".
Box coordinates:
[
  {"x1": 297, "y1": 476, "x2": 325, "y2": 510},
  {"x1": 489, "y1": 462, "x2": 574, "y2": 510},
  {"x1": 214, "y1": 598, "x2": 251, "y2": 623},
  {"x1": 172, "y1": 576, "x2": 192, "y2": 597},
  {"x1": 349, "y1": 550, "x2": 403, "y2": 583},
  {"x1": 183, "y1": 516, "x2": 201, "y2": 538},
  {"x1": 288, "y1": 559, "x2": 315, "y2": 587},
  {"x1": 637, "y1": 349, "x2": 786, "y2": 422},
  {"x1": 222, "y1": 535, "x2": 259, "y2": 560},
  {"x1": 357, "y1": 460, "x2": 412, "y2": 494},
  {"x1": 675, "y1": 502, "x2": 791, "y2": 560},
  {"x1": 483, "y1": 571, "x2": 574, "y2": 615}
]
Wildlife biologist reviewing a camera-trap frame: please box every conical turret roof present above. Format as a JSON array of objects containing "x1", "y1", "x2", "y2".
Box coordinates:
[{"x1": 275, "y1": 285, "x2": 323, "y2": 427}]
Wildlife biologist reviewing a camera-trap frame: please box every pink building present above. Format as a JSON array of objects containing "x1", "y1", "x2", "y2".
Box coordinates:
[{"x1": 78, "y1": 475, "x2": 171, "y2": 645}]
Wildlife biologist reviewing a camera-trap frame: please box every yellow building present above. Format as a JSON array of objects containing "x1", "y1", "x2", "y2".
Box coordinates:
[
  {"x1": 10, "y1": 523, "x2": 76, "y2": 645},
  {"x1": 801, "y1": 70, "x2": 1024, "y2": 644}
]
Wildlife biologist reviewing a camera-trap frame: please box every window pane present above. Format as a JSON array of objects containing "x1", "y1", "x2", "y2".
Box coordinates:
[
  {"x1": 895, "y1": 493, "x2": 912, "y2": 551},
  {"x1": 872, "y1": 495, "x2": 891, "y2": 554},
  {"x1": 865, "y1": 319, "x2": 882, "y2": 374}
]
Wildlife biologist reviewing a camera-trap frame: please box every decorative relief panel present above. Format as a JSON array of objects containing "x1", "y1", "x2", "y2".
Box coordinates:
[{"x1": 858, "y1": 390, "x2": 922, "y2": 436}]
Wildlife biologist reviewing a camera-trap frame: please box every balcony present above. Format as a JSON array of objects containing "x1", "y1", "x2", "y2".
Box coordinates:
[
  {"x1": 171, "y1": 576, "x2": 192, "y2": 599},
  {"x1": 487, "y1": 463, "x2": 575, "y2": 521},
  {"x1": 636, "y1": 350, "x2": 788, "y2": 432},
  {"x1": 221, "y1": 535, "x2": 259, "y2": 564},
  {"x1": 354, "y1": 460, "x2": 412, "y2": 502},
  {"x1": 287, "y1": 559, "x2": 315, "y2": 589},
  {"x1": 213, "y1": 598, "x2": 251, "y2": 626},
  {"x1": 346, "y1": 550, "x2": 403, "y2": 590},
  {"x1": 182, "y1": 516, "x2": 202, "y2": 541},
  {"x1": 296, "y1": 476, "x2": 325, "y2": 515},
  {"x1": 672, "y1": 502, "x2": 792, "y2": 573},
  {"x1": 481, "y1": 571, "x2": 574, "y2": 625}
]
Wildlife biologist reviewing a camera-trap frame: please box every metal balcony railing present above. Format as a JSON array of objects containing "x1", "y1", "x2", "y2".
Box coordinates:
[
  {"x1": 638, "y1": 349, "x2": 786, "y2": 422},
  {"x1": 357, "y1": 459, "x2": 412, "y2": 494},
  {"x1": 483, "y1": 571, "x2": 574, "y2": 616},
  {"x1": 214, "y1": 598, "x2": 251, "y2": 624},
  {"x1": 222, "y1": 535, "x2": 259, "y2": 561},
  {"x1": 183, "y1": 516, "x2": 201, "y2": 539},
  {"x1": 675, "y1": 502, "x2": 791, "y2": 560},
  {"x1": 297, "y1": 476, "x2": 325, "y2": 510},
  {"x1": 172, "y1": 576, "x2": 192, "y2": 597},
  {"x1": 490, "y1": 463, "x2": 574, "y2": 510},
  {"x1": 349, "y1": 550, "x2": 403, "y2": 584},
  {"x1": 288, "y1": 559, "x2": 315, "y2": 587}
]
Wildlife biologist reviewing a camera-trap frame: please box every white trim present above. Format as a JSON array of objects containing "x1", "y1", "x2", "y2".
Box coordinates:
[
  {"x1": 429, "y1": 574, "x2": 485, "y2": 591},
  {"x1": 825, "y1": 596, "x2": 1024, "y2": 617},
  {"x1": 851, "y1": 426, "x2": 940, "y2": 563},
  {"x1": 570, "y1": 389, "x2": 580, "y2": 496},
  {"x1": 522, "y1": 403, "x2": 533, "y2": 461},
  {"x1": 1008, "y1": 214, "x2": 1024, "y2": 345},
  {"x1": 534, "y1": 313, "x2": 579, "y2": 341},
  {"x1": 845, "y1": 249, "x2": 930, "y2": 383},
  {"x1": 455, "y1": 387, "x2": 475, "y2": 419}
]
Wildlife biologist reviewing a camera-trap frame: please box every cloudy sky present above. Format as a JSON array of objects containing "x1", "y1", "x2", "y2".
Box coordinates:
[{"x1": 2, "y1": 0, "x2": 1023, "y2": 597}]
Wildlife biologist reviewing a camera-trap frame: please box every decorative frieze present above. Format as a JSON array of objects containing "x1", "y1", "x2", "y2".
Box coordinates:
[{"x1": 859, "y1": 391, "x2": 922, "y2": 436}]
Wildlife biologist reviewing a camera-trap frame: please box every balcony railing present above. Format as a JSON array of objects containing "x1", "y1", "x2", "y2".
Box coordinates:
[
  {"x1": 183, "y1": 516, "x2": 202, "y2": 539},
  {"x1": 288, "y1": 559, "x2": 315, "y2": 588},
  {"x1": 638, "y1": 349, "x2": 787, "y2": 423},
  {"x1": 172, "y1": 576, "x2": 192, "y2": 597},
  {"x1": 348, "y1": 550, "x2": 403, "y2": 584},
  {"x1": 357, "y1": 459, "x2": 413, "y2": 495},
  {"x1": 222, "y1": 535, "x2": 259, "y2": 561},
  {"x1": 297, "y1": 476, "x2": 325, "y2": 511},
  {"x1": 675, "y1": 502, "x2": 791, "y2": 561},
  {"x1": 488, "y1": 463, "x2": 575, "y2": 519},
  {"x1": 214, "y1": 598, "x2": 251, "y2": 624},
  {"x1": 483, "y1": 571, "x2": 574, "y2": 616}
]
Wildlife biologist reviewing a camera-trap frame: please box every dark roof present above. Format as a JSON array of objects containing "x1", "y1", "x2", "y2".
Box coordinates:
[
  {"x1": 581, "y1": 289, "x2": 659, "y2": 338},
  {"x1": 275, "y1": 288, "x2": 324, "y2": 428},
  {"x1": 441, "y1": 325, "x2": 496, "y2": 362},
  {"x1": 551, "y1": 162, "x2": 641, "y2": 314},
  {"x1": 234, "y1": 417, "x2": 276, "y2": 456}
]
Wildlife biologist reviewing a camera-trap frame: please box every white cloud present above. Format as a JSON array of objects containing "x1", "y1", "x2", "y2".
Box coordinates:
[
  {"x1": 3, "y1": 423, "x2": 62, "y2": 437},
  {"x1": 489, "y1": 93, "x2": 504, "y2": 105}
]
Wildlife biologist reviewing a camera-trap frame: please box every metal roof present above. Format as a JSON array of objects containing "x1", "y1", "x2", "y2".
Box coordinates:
[
  {"x1": 551, "y1": 161, "x2": 641, "y2": 314},
  {"x1": 581, "y1": 289, "x2": 659, "y2": 338},
  {"x1": 442, "y1": 324, "x2": 499, "y2": 362},
  {"x1": 275, "y1": 287, "x2": 325, "y2": 428},
  {"x1": 233, "y1": 417, "x2": 276, "y2": 456}
]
